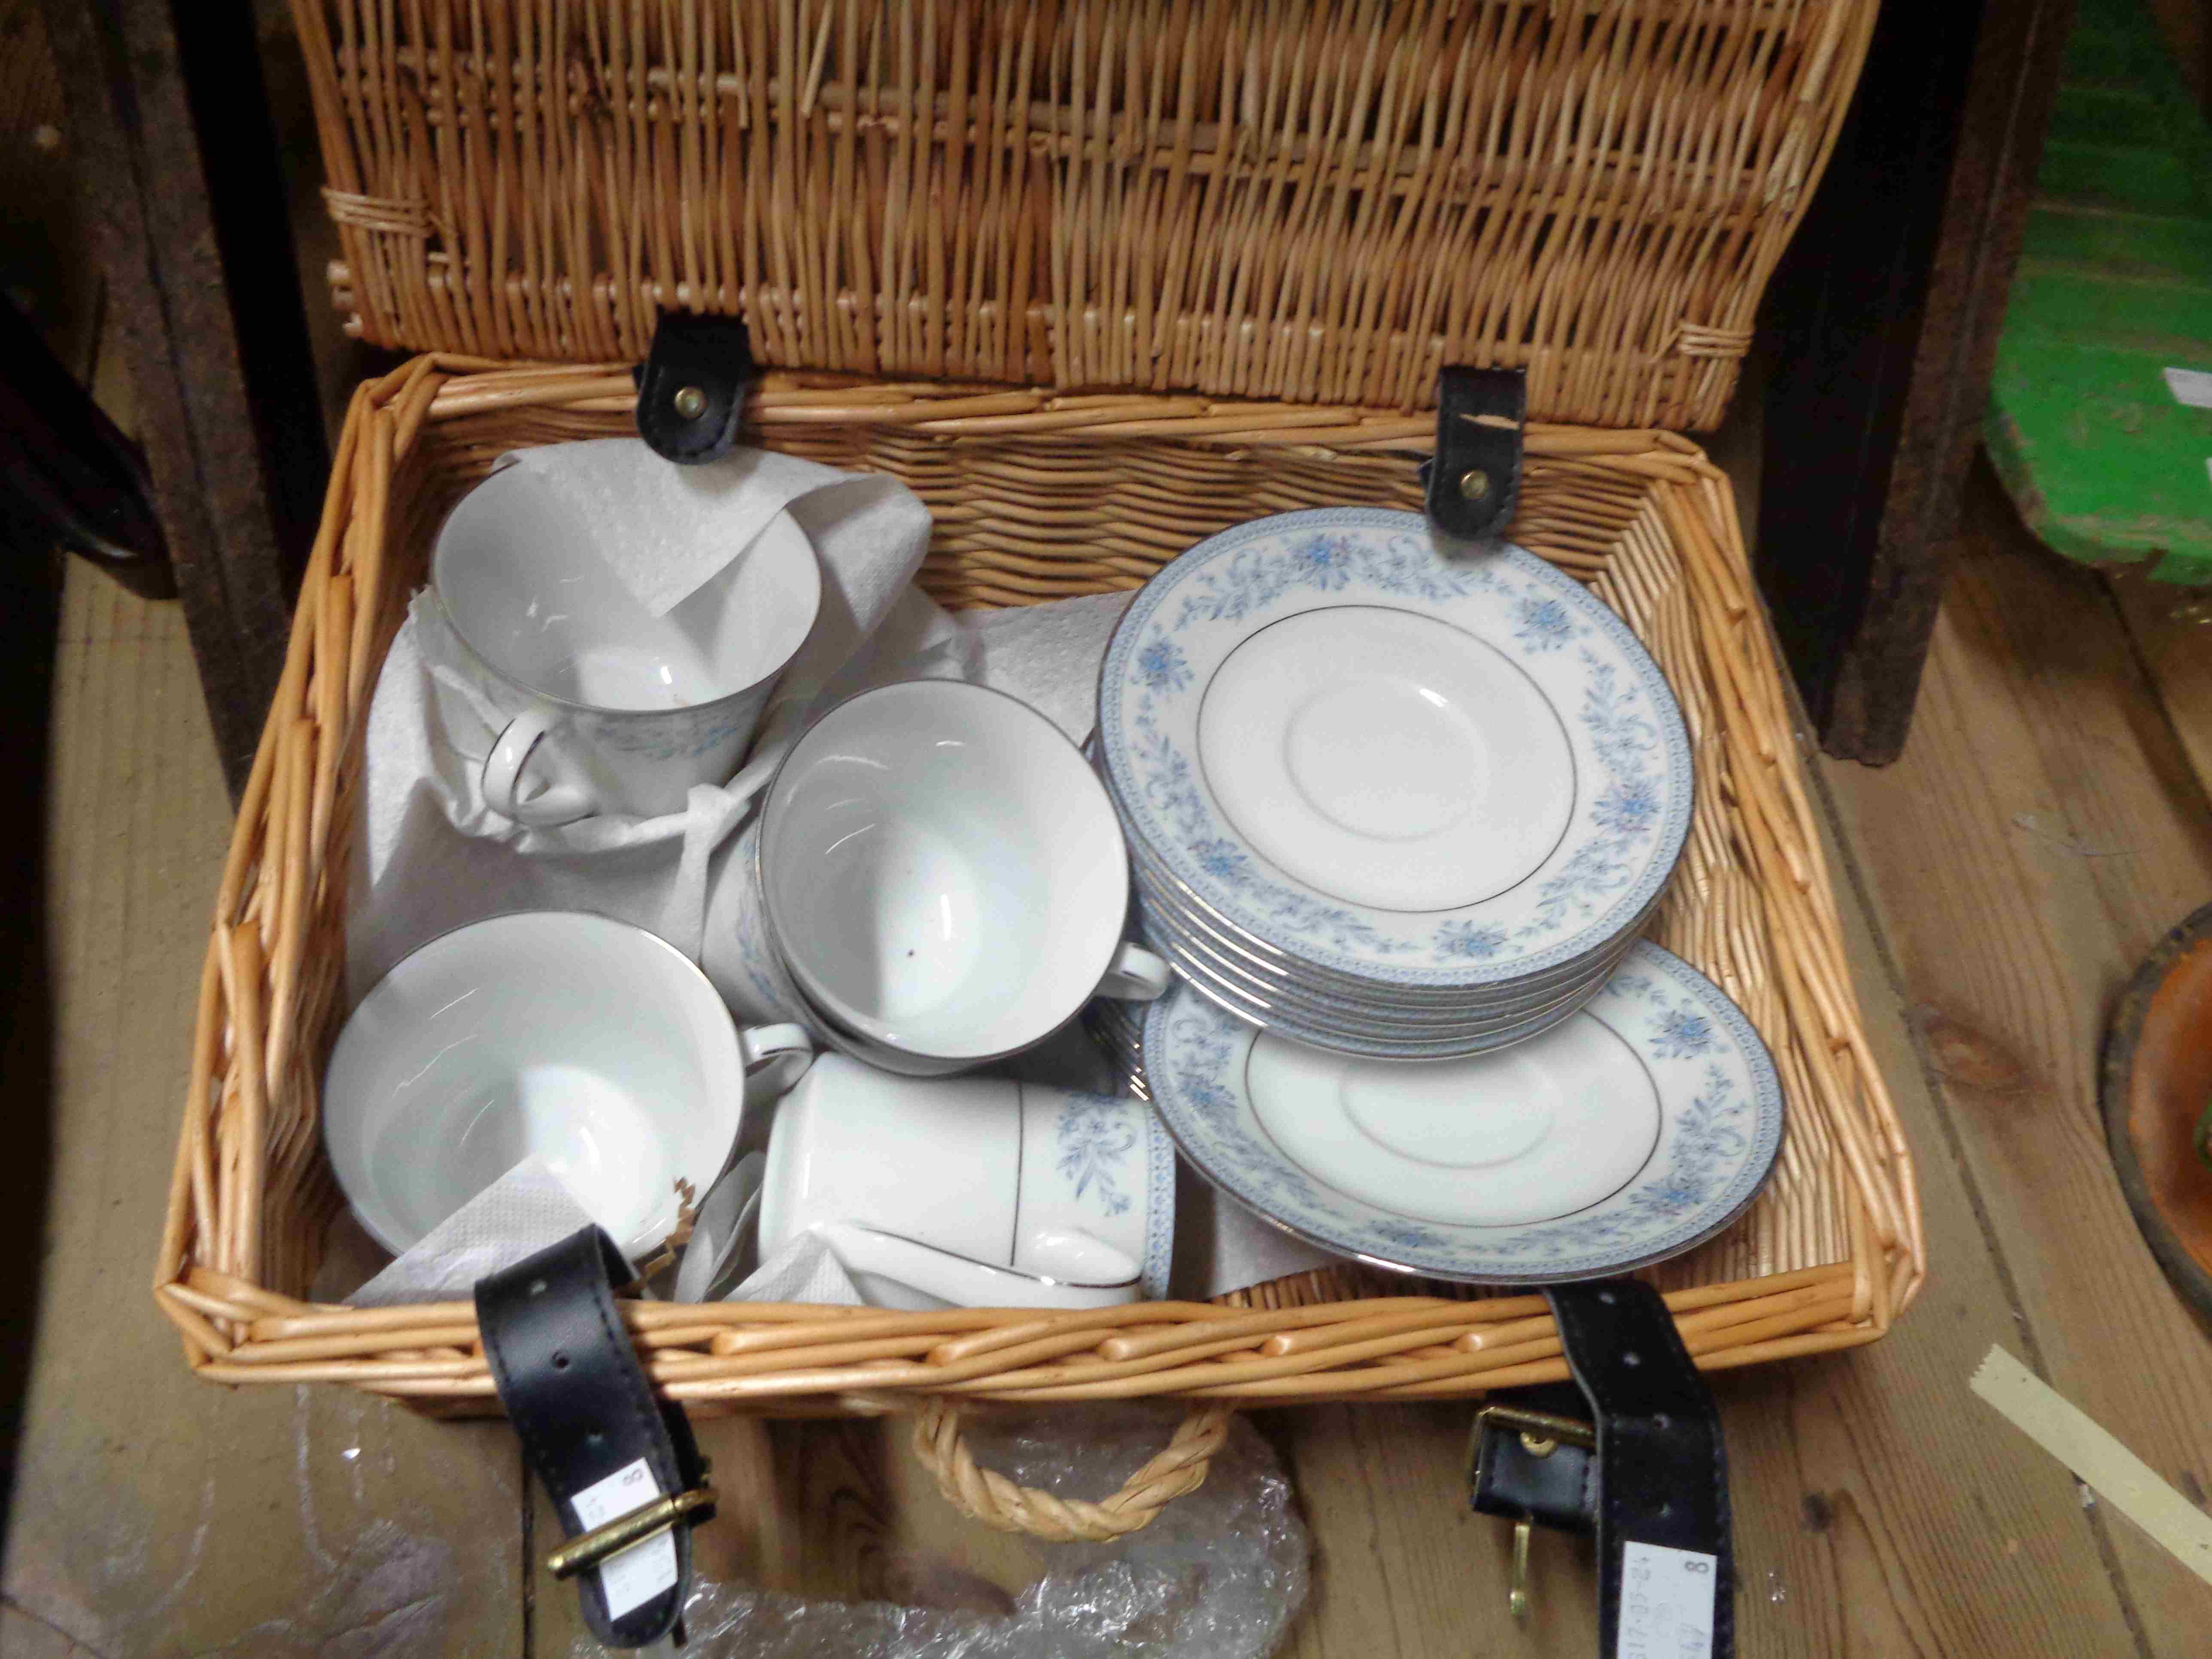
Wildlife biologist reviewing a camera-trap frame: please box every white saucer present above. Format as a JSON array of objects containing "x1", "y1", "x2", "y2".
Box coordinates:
[
  {"x1": 1197, "y1": 605, "x2": 1574, "y2": 912},
  {"x1": 1246, "y1": 1021, "x2": 1659, "y2": 1226},
  {"x1": 1136, "y1": 885, "x2": 1636, "y2": 1024},
  {"x1": 1158, "y1": 938, "x2": 1596, "y2": 1060},
  {"x1": 1118, "y1": 806, "x2": 1660, "y2": 1006},
  {"x1": 1140, "y1": 940, "x2": 1783, "y2": 1282}
]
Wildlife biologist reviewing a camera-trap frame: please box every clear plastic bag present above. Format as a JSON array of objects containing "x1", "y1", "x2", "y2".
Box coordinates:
[{"x1": 600, "y1": 1405, "x2": 1310, "y2": 1659}]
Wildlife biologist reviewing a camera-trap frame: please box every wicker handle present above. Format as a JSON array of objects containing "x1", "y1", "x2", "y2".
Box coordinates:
[{"x1": 911, "y1": 1398, "x2": 1234, "y2": 1541}]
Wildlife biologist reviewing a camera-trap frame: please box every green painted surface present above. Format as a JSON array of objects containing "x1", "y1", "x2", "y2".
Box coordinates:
[{"x1": 1986, "y1": 0, "x2": 2212, "y2": 581}]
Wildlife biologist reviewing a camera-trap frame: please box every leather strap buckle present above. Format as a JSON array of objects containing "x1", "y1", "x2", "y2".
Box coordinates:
[
  {"x1": 1473, "y1": 1402, "x2": 1598, "y2": 1457},
  {"x1": 477, "y1": 1226, "x2": 715, "y2": 1648},
  {"x1": 1468, "y1": 1398, "x2": 1597, "y2": 1623},
  {"x1": 1465, "y1": 1283, "x2": 1735, "y2": 1657}
]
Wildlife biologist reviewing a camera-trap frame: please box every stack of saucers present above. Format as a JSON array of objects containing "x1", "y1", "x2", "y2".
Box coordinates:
[{"x1": 1093, "y1": 507, "x2": 1692, "y2": 1060}]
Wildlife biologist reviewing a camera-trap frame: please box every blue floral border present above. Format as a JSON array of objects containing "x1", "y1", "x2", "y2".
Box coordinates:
[
  {"x1": 1139, "y1": 942, "x2": 1784, "y2": 1284},
  {"x1": 1142, "y1": 1108, "x2": 1176, "y2": 1301},
  {"x1": 1098, "y1": 508, "x2": 1693, "y2": 988}
]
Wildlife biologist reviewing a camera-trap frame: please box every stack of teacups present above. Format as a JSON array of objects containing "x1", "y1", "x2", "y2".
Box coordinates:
[
  {"x1": 719, "y1": 679, "x2": 1172, "y2": 1076},
  {"x1": 688, "y1": 677, "x2": 1183, "y2": 1306}
]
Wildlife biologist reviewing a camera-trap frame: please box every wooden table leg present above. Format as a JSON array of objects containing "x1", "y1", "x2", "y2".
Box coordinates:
[
  {"x1": 38, "y1": 0, "x2": 329, "y2": 797},
  {"x1": 1756, "y1": 0, "x2": 2075, "y2": 764}
]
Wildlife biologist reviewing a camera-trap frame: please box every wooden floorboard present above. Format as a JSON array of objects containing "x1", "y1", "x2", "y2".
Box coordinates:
[
  {"x1": 2108, "y1": 569, "x2": 2212, "y2": 816},
  {"x1": 0, "y1": 571, "x2": 527, "y2": 1658},
  {"x1": 1820, "y1": 470, "x2": 2212, "y2": 1656},
  {"x1": 1701, "y1": 810, "x2": 2146, "y2": 1659}
]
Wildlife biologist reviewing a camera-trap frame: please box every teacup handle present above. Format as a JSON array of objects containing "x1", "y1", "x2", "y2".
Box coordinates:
[
  {"x1": 483, "y1": 707, "x2": 596, "y2": 827},
  {"x1": 1097, "y1": 942, "x2": 1173, "y2": 1003},
  {"x1": 737, "y1": 1022, "x2": 815, "y2": 1100}
]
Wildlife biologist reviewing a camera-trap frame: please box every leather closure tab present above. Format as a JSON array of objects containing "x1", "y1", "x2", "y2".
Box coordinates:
[
  {"x1": 1549, "y1": 1279, "x2": 1735, "y2": 1659},
  {"x1": 477, "y1": 1227, "x2": 714, "y2": 1648},
  {"x1": 1468, "y1": 1395, "x2": 1598, "y2": 1536},
  {"x1": 1423, "y1": 366, "x2": 1526, "y2": 543},
  {"x1": 636, "y1": 310, "x2": 756, "y2": 465}
]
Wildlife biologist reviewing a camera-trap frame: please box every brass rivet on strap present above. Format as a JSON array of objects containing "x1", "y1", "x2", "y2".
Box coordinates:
[
  {"x1": 1458, "y1": 467, "x2": 1491, "y2": 502},
  {"x1": 672, "y1": 385, "x2": 708, "y2": 420},
  {"x1": 547, "y1": 1486, "x2": 714, "y2": 1580},
  {"x1": 1519, "y1": 1431, "x2": 1558, "y2": 1458}
]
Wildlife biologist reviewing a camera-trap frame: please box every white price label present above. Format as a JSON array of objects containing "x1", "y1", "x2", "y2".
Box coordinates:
[
  {"x1": 1617, "y1": 1541, "x2": 1717, "y2": 1659},
  {"x1": 570, "y1": 1458, "x2": 678, "y2": 1621},
  {"x1": 2165, "y1": 366, "x2": 2212, "y2": 409}
]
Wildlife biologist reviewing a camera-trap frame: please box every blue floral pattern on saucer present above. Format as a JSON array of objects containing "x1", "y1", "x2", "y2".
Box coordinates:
[
  {"x1": 1097, "y1": 509, "x2": 1692, "y2": 988},
  {"x1": 1139, "y1": 941, "x2": 1783, "y2": 1283}
]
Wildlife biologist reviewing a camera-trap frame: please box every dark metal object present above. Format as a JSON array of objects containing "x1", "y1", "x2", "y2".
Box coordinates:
[
  {"x1": 1757, "y1": 0, "x2": 2075, "y2": 763},
  {"x1": 38, "y1": 0, "x2": 332, "y2": 796},
  {"x1": 0, "y1": 292, "x2": 173, "y2": 599}
]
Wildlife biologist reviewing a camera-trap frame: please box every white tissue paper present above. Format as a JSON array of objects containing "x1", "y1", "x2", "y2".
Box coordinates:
[
  {"x1": 349, "y1": 1156, "x2": 596, "y2": 1308},
  {"x1": 961, "y1": 588, "x2": 1140, "y2": 743},
  {"x1": 727, "y1": 1231, "x2": 866, "y2": 1306},
  {"x1": 506, "y1": 441, "x2": 858, "y2": 618}
]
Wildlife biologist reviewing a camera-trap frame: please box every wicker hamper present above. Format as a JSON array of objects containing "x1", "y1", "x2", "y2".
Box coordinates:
[{"x1": 157, "y1": 0, "x2": 1920, "y2": 1531}]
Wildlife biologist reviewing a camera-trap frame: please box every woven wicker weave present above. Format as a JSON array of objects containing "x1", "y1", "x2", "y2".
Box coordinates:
[
  {"x1": 154, "y1": 362, "x2": 1924, "y2": 1427},
  {"x1": 292, "y1": 0, "x2": 1877, "y2": 429}
]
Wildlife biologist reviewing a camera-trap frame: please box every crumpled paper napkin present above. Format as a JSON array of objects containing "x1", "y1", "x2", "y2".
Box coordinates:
[{"x1": 348, "y1": 1156, "x2": 596, "y2": 1308}]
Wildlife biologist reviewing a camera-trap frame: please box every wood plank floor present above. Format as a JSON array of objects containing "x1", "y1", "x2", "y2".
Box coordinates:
[{"x1": 8, "y1": 463, "x2": 2212, "y2": 1656}]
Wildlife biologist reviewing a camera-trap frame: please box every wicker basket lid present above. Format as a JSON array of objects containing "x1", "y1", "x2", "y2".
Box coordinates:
[{"x1": 299, "y1": 0, "x2": 1876, "y2": 431}]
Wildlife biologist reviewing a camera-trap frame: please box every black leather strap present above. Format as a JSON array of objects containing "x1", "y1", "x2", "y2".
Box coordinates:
[
  {"x1": 1553, "y1": 1280, "x2": 1733, "y2": 1659},
  {"x1": 1467, "y1": 1283, "x2": 1733, "y2": 1658},
  {"x1": 477, "y1": 1227, "x2": 713, "y2": 1648},
  {"x1": 1423, "y1": 365, "x2": 1525, "y2": 543},
  {"x1": 636, "y1": 310, "x2": 755, "y2": 465}
]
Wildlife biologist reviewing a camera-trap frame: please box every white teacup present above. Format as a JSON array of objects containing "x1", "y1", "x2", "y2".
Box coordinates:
[
  {"x1": 758, "y1": 1054, "x2": 1172, "y2": 1309},
  {"x1": 702, "y1": 817, "x2": 813, "y2": 1032},
  {"x1": 702, "y1": 816, "x2": 1033, "y2": 1077},
  {"x1": 757, "y1": 681, "x2": 1170, "y2": 1073},
  {"x1": 323, "y1": 912, "x2": 814, "y2": 1259},
  {"x1": 432, "y1": 463, "x2": 820, "y2": 825}
]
